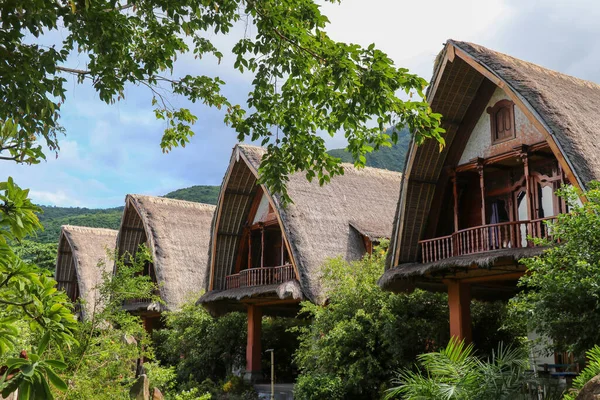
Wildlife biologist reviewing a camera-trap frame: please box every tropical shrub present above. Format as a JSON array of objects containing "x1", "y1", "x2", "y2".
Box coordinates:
[
  {"x1": 563, "y1": 345, "x2": 600, "y2": 400},
  {"x1": 293, "y1": 253, "x2": 449, "y2": 400},
  {"x1": 516, "y1": 183, "x2": 600, "y2": 356},
  {"x1": 387, "y1": 339, "x2": 532, "y2": 400},
  {"x1": 153, "y1": 305, "x2": 247, "y2": 388},
  {"x1": 50, "y1": 246, "x2": 167, "y2": 399},
  {"x1": 293, "y1": 251, "x2": 525, "y2": 400}
]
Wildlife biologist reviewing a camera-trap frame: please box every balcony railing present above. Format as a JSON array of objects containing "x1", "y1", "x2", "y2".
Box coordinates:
[
  {"x1": 224, "y1": 264, "x2": 295, "y2": 290},
  {"x1": 419, "y1": 217, "x2": 556, "y2": 264}
]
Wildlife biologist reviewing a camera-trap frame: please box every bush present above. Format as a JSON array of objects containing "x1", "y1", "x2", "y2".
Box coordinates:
[
  {"x1": 293, "y1": 251, "x2": 525, "y2": 400},
  {"x1": 386, "y1": 339, "x2": 532, "y2": 400},
  {"x1": 516, "y1": 184, "x2": 600, "y2": 356},
  {"x1": 294, "y1": 373, "x2": 344, "y2": 400},
  {"x1": 564, "y1": 345, "x2": 600, "y2": 400},
  {"x1": 262, "y1": 317, "x2": 304, "y2": 382},
  {"x1": 153, "y1": 305, "x2": 247, "y2": 387}
]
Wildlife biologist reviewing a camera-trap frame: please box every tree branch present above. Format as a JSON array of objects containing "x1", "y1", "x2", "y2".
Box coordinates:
[
  {"x1": 0, "y1": 299, "x2": 33, "y2": 307},
  {"x1": 56, "y1": 66, "x2": 92, "y2": 75}
]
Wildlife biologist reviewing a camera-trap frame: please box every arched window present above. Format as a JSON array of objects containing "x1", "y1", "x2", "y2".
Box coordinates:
[{"x1": 487, "y1": 99, "x2": 516, "y2": 144}]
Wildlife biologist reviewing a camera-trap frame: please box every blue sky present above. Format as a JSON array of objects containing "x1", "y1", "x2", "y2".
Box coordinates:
[{"x1": 5, "y1": 0, "x2": 600, "y2": 208}]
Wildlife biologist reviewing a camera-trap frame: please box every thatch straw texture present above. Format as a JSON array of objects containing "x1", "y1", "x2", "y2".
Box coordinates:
[
  {"x1": 379, "y1": 247, "x2": 543, "y2": 292},
  {"x1": 201, "y1": 144, "x2": 401, "y2": 307},
  {"x1": 385, "y1": 39, "x2": 600, "y2": 287},
  {"x1": 116, "y1": 195, "x2": 215, "y2": 311},
  {"x1": 55, "y1": 226, "x2": 117, "y2": 319}
]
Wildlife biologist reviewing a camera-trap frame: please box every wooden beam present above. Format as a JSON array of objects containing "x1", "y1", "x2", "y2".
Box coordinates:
[
  {"x1": 446, "y1": 280, "x2": 472, "y2": 343},
  {"x1": 459, "y1": 272, "x2": 524, "y2": 284}
]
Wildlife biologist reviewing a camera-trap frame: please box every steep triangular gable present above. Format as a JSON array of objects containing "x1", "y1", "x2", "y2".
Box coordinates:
[
  {"x1": 207, "y1": 145, "x2": 300, "y2": 293},
  {"x1": 388, "y1": 40, "x2": 585, "y2": 269}
]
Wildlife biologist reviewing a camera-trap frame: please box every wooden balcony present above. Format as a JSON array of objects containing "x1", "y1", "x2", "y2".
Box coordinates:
[
  {"x1": 419, "y1": 217, "x2": 556, "y2": 264},
  {"x1": 224, "y1": 264, "x2": 295, "y2": 290}
]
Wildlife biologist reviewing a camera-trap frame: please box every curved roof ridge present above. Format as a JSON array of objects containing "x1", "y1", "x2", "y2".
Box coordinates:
[
  {"x1": 62, "y1": 225, "x2": 118, "y2": 236},
  {"x1": 450, "y1": 40, "x2": 600, "y2": 90},
  {"x1": 128, "y1": 194, "x2": 216, "y2": 210}
]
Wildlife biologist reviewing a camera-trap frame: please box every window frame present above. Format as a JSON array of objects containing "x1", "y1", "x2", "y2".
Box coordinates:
[{"x1": 487, "y1": 99, "x2": 516, "y2": 144}]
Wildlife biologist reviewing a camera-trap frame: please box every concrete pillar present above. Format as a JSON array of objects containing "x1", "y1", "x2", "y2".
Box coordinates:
[
  {"x1": 446, "y1": 280, "x2": 472, "y2": 343},
  {"x1": 244, "y1": 305, "x2": 262, "y2": 382}
]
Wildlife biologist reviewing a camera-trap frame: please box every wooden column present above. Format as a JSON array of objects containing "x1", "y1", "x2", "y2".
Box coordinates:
[
  {"x1": 260, "y1": 224, "x2": 265, "y2": 269},
  {"x1": 451, "y1": 170, "x2": 459, "y2": 233},
  {"x1": 244, "y1": 305, "x2": 262, "y2": 382},
  {"x1": 446, "y1": 280, "x2": 472, "y2": 343},
  {"x1": 519, "y1": 147, "x2": 533, "y2": 243},
  {"x1": 247, "y1": 232, "x2": 252, "y2": 269},
  {"x1": 477, "y1": 159, "x2": 486, "y2": 225}
]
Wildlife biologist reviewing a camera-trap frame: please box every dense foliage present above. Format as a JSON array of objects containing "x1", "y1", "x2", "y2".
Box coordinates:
[
  {"x1": 12, "y1": 240, "x2": 57, "y2": 270},
  {"x1": 292, "y1": 251, "x2": 526, "y2": 400},
  {"x1": 154, "y1": 303, "x2": 302, "y2": 392},
  {"x1": 387, "y1": 339, "x2": 532, "y2": 400},
  {"x1": 0, "y1": 178, "x2": 78, "y2": 398},
  {"x1": 293, "y1": 253, "x2": 448, "y2": 400},
  {"x1": 50, "y1": 246, "x2": 164, "y2": 399},
  {"x1": 0, "y1": 0, "x2": 443, "y2": 202},
  {"x1": 516, "y1": 184, "x2": 600, "y2": 356},
  {"x1": 154, "y1": 304, "x2": 247, "y2": 388}
]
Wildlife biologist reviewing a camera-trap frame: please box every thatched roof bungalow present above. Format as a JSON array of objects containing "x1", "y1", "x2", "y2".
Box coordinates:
[
  {"x1": 116, "y1": 194, "x2": 215, "y2": 330},
  {"x1": 380, "y1": 40, "x2": 595, "y2": 342},
  {"x1": 198, "y1": 144, "x2": 401, "y2": 380},
  {"x1": 55, "y1": 225, "x2": 117, "y2": 319}
]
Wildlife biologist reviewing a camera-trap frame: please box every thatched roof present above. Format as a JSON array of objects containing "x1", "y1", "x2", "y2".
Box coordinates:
[
  {"x1": 451, "y1": 40, "x2": 600, "y2": 186},
  {"x1": 55, "y1": 225, "x2": 117, "y2": 318},
  {"x1": 200, "y1": 144, "x2": 401, "y2": 307},
  {"x1": 116, "y1": 194, "x2": 215, "y2": 311},
  {"x1": 384, "y1": 39, "x2": 600, "y2": 287}
]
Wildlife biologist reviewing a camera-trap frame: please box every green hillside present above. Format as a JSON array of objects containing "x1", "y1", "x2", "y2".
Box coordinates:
[
  {"x1": 163, "y1": 185, "x2": 220, "y2": 203},
  {"x1": 327, "y1": 126, "x2": 410, "y2": 172},
  {"x1": 35, "y1": 206, "x2": 124, "y2": 244},
  {"x1": 33, "y1": 185, "x2": 221, "y2": 244}
]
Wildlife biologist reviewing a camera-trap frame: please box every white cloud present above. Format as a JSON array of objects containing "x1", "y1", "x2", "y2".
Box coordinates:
[
  {"x1": 29, "y1": 190, "x2": 82, "y2": 207},
  {"x1": 9, "y1": 0, "x2": 600, "y2": 208}
]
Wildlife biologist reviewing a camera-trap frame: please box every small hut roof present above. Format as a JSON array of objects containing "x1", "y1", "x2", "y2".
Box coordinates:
[
  {"x1": 201, "y1": 144, "x2": 401, "y2": 306},
  {"x1": 55, "y1": 226, "x2": 117, "y2": 318},
  {"x1": 384, "y1": 39, "x2": 600, "y2": 287},
  {"x1": 117, "y1": 195, "x2": 215, "y2": 311}
]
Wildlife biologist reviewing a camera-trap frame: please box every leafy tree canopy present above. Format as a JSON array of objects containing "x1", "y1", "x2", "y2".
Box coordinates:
[
  {"x1": 1, "y1": 0, "x2": 444, "y2": 201},
  {"x1": 515, "y1": 183, "x2": 600, "y2": 356}
]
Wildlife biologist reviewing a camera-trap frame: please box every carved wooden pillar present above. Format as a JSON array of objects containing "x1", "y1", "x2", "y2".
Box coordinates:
[
  {"x1": 244, "y1": 305, "x2": 262, "y2": 382},
  {"x1": 477, "y1": 159, "x2": 486, "y2": 225},
  {"x1": 519, "y1": 148, "x2": 533, "y2": 245},
  {"x1": 446, "y1": 280, "x2": 472, "y2": 343},
  {"x1": 260, "y1": 223, "x2": 265, "y2": 269},
  {"x1": 451, "y1": 170, "x2": 459, "y2": 233},
  {"x1": 247, "y1": 232, "x2": 252, "y2": 269}
]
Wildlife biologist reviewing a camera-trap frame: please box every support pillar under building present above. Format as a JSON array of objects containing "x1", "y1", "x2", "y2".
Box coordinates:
[
  {"x1": 446, "y1": 280, "x2": 472, "y2": 344},
  {"x1": 244, "y1": 304, "x2": 262, "y2": 382}
]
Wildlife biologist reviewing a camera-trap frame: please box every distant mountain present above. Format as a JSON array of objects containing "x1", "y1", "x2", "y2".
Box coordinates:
[
  {"x1": 33, "y1": 185, "x2": 221, "y2": 244},
  {"x1": 163, "y1": 185, "x2": 220, "y2": 204},
  {"x1": 326, "y1": 126, "x2": 411, "y2": 172}
]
